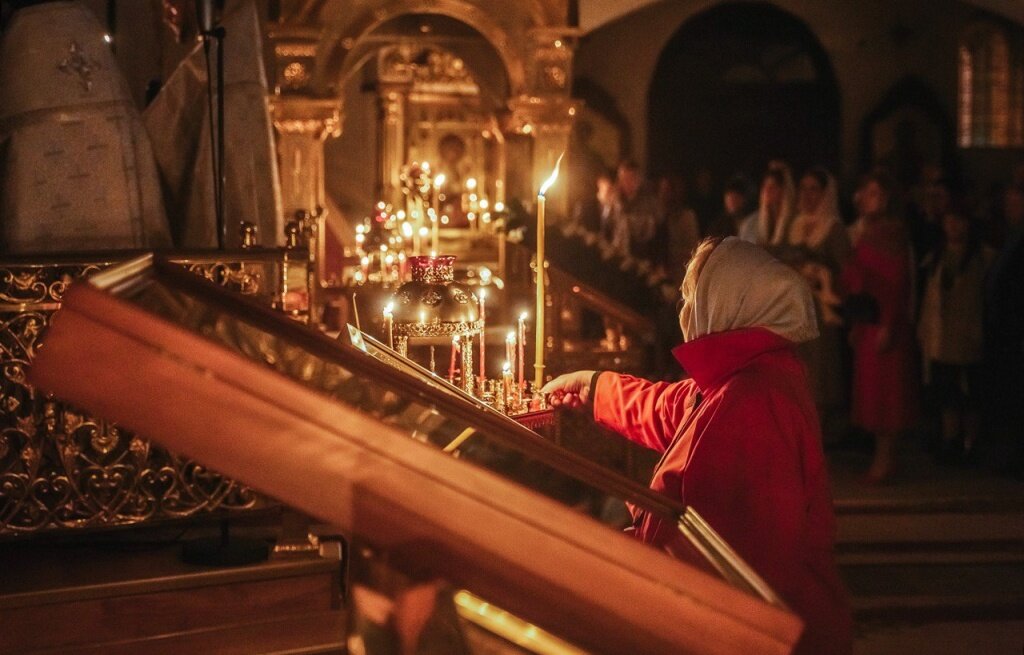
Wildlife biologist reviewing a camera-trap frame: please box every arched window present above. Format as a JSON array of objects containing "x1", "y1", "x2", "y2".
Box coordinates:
[{"x1": 958, "y1": 21, "x2": 1024, "y2": 148}]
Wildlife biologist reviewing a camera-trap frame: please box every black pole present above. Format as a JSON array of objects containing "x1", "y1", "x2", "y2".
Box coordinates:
[
  {"x1": 215, "y1": 25, "x2": 227, "y2": 249},
  {"x1": 197, "y1": 0, "x2": 226, "y2": 249}
]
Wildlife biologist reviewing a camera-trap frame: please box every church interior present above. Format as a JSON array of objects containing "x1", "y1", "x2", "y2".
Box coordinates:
[{"x1": 0, "y1": 0, "x2": 1022, "y2": 653}]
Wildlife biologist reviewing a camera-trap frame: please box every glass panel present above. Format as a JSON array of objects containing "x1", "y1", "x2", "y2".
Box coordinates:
[{"x1": 115, "y1": 267, "x2": 652, "y2": 515}]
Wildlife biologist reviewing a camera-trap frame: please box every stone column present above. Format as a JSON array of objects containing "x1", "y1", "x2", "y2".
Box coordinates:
[
  {"x1": 270, "y1": 98, "x2": 343, "y2": 222},
  {"x1": 504, "y1": 30, "x2": 579, "y2": 218},
  {"x1": 377, "y1": 86, "x2": 407, "y2": 208}
]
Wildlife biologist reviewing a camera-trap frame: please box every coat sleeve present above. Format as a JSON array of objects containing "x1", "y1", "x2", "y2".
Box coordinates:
[{"x1": 592, "y1": 372, "x2": 698, "y2": 453}]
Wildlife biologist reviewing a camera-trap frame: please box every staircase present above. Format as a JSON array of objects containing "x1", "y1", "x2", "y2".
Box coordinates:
[{"x1": 830, "y1": 449, "x2": 1024, "y2": 652}]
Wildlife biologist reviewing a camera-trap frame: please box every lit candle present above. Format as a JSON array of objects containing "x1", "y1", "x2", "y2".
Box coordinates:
[
  {"x1": 432, "y1": 173, "x2": 446, "y2": 253},
  {"x1": 360, "y1": 255, "x2": 369, "y2": 280},
  {"x1": 477, "y1": 289, "x2": 486, "y2": 383},
  {"x1": 449, "y1": 335, "x2": 459, "y2": 384},
  {"x1": 502, "y1": 361, "x2": 512, "y2": 410},
  {"x1": 517, "y1": 311, "x2": 527, "y2": 391},
  {"x1": 535, "y1": 153, "x2": 563, "y2": 390},
  {"x1": 506, "y1": 331, "x2": 516, "y2": 378},
  {"x1": 383, "y1": 303, "x2": 394, "y2": 350}
]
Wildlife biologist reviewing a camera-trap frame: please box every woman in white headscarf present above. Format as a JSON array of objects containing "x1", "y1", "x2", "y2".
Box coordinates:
[
  {"x1": 543, "y1": 237, "x2": 852, "y2": 655},
  {"x1": 738, "y1": 161, "x2": 797, "y2": 247},
  {"x1": 784, "y1": 167, "x2": 853, "y2": 439}
]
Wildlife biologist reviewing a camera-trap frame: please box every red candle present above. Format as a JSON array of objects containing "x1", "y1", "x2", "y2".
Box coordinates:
[
  {"x1": 505, "y1": 331, "x2": 516, "y2": 380},
  {"x1": 517, "y1": 312, "x2": 527, "y2": 391}
]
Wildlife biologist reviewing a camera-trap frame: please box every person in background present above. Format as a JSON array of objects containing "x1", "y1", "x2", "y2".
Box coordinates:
[
  {"x1": 705, "y1": 175, "x2": 751, "y2": 238},
  {"x1": 608, "y1": 160, "x2": 661, "y2": 260},
  {"x1": 982, "y1": 181, "x2": 1024, "y2": 476},
  {"x1": 542, "y1": 237, "x2": 852, "y2": 655},
  {"x1": 784, "y1": 167, "x2": 852, "y2": 442},
  {"x1": 908, "y1": 175, "x2": 953, "y2": 271},
  {"x1": 689, "y1": 166, "x2": 718, "y2": 234},
  {"x1": 572, "y1": 168, "x2": 615, "y2": 235},
  {"x1": 842, "y1": 171, "x2": 917, "y2": 483},
  {"x1": 654, "y1": 173, "x2": 700, "y2": 285},
  {"x1": 917, "y1": 205, "x2": 993, "y2": 464},
  {"x1": 738, "y1": 161, "x2": 796, "y2": 248}
]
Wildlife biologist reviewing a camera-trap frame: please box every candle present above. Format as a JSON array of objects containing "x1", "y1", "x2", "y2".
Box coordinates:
[
  {"x1": 449, "y1": 335, "x2": 459, "y2": 384},
  {"x1": 517, "y1": 312, "x2": 527, "y2": 391},
  {"x1": 502, "y1": 361, "x2": 512, "y2": 410},
  {"x1": 360, "y1": 255, "x2": 369, "y2": 280},
  {"x1": 506, "y1": 331, "x2": 516, "y2": 378},
  {"x1": 432, "y1": 173, "x2": 446, "y2": 253},
  {"x1": 535, "y1": 153, "x2": 563, "y2": 390},
  {"x1": 383, "y1": 303, "x2": 394, "y2": 350},
  {"x1": 478, "y1": 289, "x2": 486, "y2": 383},
  {"x1": 414, "y1": 197, "x2": 425, "y2": 255}
]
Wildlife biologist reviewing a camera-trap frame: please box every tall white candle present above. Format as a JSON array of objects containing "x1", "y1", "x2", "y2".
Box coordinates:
[
  {"x1": 478, "y1": 289, "x2": 487, "y2": 383},
  {"x1": 534, "y1": 153, "x2": 563, "y2": 390}
]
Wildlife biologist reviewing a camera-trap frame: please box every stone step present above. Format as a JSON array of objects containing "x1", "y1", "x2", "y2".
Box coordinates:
[
  {"x1": 836, "y1": 510, "x2": 1024, "y2": 546},
  {"x1": 842, "y1": 561, "x2": 1024, "y2": 623},
  {"x1": 837, "y1": 540, "x2": 1024, "y2": 566}
]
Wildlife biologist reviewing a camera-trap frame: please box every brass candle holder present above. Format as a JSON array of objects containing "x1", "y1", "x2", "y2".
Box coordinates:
[{"x1": 390, "y1": 255, "x2": 482, "y2": 396}]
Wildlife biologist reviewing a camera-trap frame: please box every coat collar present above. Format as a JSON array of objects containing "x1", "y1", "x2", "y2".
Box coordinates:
[{"x1": 671, "y1": 327, "x2": 794, "y2": 392}]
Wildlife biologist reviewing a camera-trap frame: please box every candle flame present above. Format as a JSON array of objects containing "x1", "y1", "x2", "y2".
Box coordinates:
[
  {"x1": 383, "y1": 302, "x2": 393, "y2": 316},
  {"x1": 519, "y1": 311, "x2": 528, "y2": 321},
  {"x1": 502, "y1": 361, "x2": 511, "y2": 373},
  {"x1": 539, "y1": 152, "x2": 564, "y2": 196},
  {"x1": 434, "y1": 173, "x2": 446, "y2": 188},
  {"x1": 506, "y1": 331, "x2": 516, "y2": 343}
]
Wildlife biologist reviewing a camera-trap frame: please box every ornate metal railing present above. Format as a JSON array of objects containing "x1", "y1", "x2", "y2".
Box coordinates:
[{"x1": 0, "y1": 250, "x2": 294, "y2": 536}]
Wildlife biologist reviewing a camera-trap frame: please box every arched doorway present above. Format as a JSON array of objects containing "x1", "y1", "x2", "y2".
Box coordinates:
[
  {"x1": 324, "y1": 13, "x2": 511, "y2": 224},
  {"x1": 859, "y1": 76, "x2": 956, "y2": 189},
  {"x1": 647, "y1": 2, "x2": 840, "y2": 185}
]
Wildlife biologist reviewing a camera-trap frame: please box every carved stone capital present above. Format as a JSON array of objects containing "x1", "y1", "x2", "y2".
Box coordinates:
[
  {"x1": 270, "y1": 98, "x2": 343, "y2": 139},
  {"x1": 505, "y1": 95, "x2": 579, "y2": 136},
  {"x1": 525, "y1": 27, "x2": 579, "y2": 97}
]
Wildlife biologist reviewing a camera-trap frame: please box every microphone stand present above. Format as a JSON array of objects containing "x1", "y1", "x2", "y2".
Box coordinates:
[
  {"x1": 181, "y1": 2, "x2": 272, "y2": 570},
  {"x1": 199, "y1": 2, "x2": 227, "y2": 249}
]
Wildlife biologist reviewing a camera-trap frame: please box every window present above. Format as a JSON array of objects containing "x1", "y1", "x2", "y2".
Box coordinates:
[{"x1": 958, "y1": 21, "x2": 1024, "y2": 148}]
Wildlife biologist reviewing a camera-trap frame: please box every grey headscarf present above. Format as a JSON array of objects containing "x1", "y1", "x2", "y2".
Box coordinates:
[{"x1": 679, "y1": 237, "x2": 819, "y2": 343}]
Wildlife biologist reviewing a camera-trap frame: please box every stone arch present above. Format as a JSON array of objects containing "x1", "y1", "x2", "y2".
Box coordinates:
[
  {"x1": 647, "y1": 2, "x2": 840, "y2": 183},
  {"x1": 319, "y1": 0, "x2": 526, "y2": 99},
  {"x1": 860, "y1": 75, "x2": 956, "y2": 187}
]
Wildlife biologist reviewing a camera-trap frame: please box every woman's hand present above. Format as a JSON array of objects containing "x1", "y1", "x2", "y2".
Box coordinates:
[{"x1": 541, "y1": 371, "x2": 597, "y2": 408}]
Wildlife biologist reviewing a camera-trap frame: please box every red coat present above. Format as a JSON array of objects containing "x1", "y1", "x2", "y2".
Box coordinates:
[
  {"x1": 593, "y1": 327, "x2": 852, "y2": 655},
  {"x1": 842, "y1": 237, "x2": 917, "y2": 432}
]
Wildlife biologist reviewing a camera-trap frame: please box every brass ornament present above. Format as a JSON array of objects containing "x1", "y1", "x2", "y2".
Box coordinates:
[{"x1": 0, "y1": 256, "x2": 271, "y2": 535}]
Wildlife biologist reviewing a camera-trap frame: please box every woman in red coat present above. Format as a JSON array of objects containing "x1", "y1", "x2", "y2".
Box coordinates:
[
  {"x1": 844, "y1": 172, "x2": 917, "y2": 483},
  {"x1": 543, "y1": 236, "x2": 852, "y2": 655}
]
